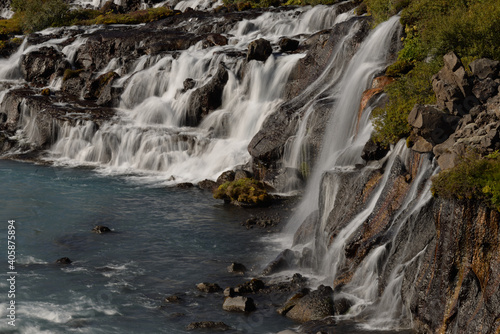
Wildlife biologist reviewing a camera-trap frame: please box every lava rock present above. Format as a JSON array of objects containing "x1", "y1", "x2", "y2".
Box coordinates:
[
  {"x1": 196, "y1": 282, "x2": 222, "y2": 293},
  {"x1": 56, "y1": 257, "x2": 72, "y2": 264},
  {"x1": 186, "y1": 321, "x2": 231, "y2": 331},
  {"x1": 247, "y1": 38, "x2": 272, "y2": 62},
  {"x1": 227, "y1": 262, "x2": 247, "y2": 274},
  {"x1": 285, "y1": 285, "x2": 334, "y2": 322},
  {"x1": 222, "y1": 296, "x2": 256, "y2": 312},
  {"x1": 279, "y1": 38, "x2": 299, "y2": 52},
  {"x1": 92, "y1": 225, "x2": 111, "y2": 234}
]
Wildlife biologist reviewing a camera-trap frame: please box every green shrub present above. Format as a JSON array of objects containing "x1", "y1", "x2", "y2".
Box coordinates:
[
  {"x1": 431, "y1": 152, "x2": 500, "y2": 212},
  {"x1": 12, "y1": 0, "x2": 69, "y2": 33},
  {"x1": 214, "y1": 178, "x2": 272, "y2": 205},
  {"x1": 371, "y1": 60, "x2": 440, "y2": 147}
]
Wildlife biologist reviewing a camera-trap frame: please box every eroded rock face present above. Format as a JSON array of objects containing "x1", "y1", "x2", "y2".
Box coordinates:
[
  {"x1": 21, "y1": 47, "x2": 70, "y2": 86},
  {"x1": 401, "y1": 198, "x2": 500, "y2": 334}
]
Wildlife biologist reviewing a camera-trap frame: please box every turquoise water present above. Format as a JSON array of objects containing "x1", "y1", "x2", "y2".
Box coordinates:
[{"x1": 0, "y1": 160, "x2": 291, "y2": 333}]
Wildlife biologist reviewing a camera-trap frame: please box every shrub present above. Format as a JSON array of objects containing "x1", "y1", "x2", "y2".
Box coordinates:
[
  {"x1": 214, "y1": 178, "x2": 272, "y2": 206},
  {"x1": 431, "y1": 152, "x2": 500, "y2": 212},
  {"x1": 12, "y1": 0, "x2": 69, "y2": 33}
]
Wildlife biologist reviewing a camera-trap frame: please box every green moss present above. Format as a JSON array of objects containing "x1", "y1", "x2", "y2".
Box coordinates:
[
  {"x1": 431, "y1": 152, "x2": 500, "y2": 212},
  {"x1": 213, "y1": 178, "x2": 272, "y2": 205},
  {"x1": 63, "y1": 69, "x2": 84, "y2": 82}
]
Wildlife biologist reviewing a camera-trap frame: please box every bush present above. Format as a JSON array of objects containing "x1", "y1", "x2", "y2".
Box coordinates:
[
  {"x1": 214, "y1": 178, "x2": 272, "y2": 205},
  {"x1": 371, "y1": 60, "x2": 440, "y2": 147},
  {"x1": 431, "y1": 152, "x2": 500, "y2": 212},
  {"x1": 13, "y1": 0, "x2": 69, "y2": 33}
]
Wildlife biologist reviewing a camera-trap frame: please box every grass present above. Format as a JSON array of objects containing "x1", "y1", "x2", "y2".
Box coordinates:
[
  {"x1": 432, "y1": 152, "x2": 500, "y2": 212},
  {"x1": 214, "y1": 178, "x2": 272, "y2": 205}
]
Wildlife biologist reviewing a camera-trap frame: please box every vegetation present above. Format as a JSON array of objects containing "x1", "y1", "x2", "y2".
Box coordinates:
[
  {"x1": 1, "y1": 0, "x2": 174, "y2": 35},
  {"x1": 214, "y1": 178, "x2": 272, "y2": 206},
  {"x1": 368, "y1": 0, "x2": 500, "y2": 147},
  {"x1": 431, "y1": 152, "x2": 500, "y2": 212},
  {"x1": 63, "y1": 69, "x2": 84, "y2": 82}
]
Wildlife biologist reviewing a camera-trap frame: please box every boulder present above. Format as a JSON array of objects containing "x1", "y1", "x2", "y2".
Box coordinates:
[
  {"x1": 285, "y1": 285, "x2": 334, "y2": 322},
  {"x1": 186, "y1": 321, "x2": 231, "y2": 331},
  {"x1": 196, "y1": 282, "x2": 222, "y2": 293},
  {"x1": 92, "y1": 225, "x2": 111, "y2": 233},
  {"x1": 21, "y1": 47, "x2": 68, "y2": 86},
  {"x1": 472, "y1": 77, "x2": 499, "y2": 102},
  {"x1": 261, "y1": 249, "x2": 299, "y2": 275},
  {"x1": 198, "y1": 179, "x2": 217, "y2": 191},
  {"x1": 216, "y1": 170, "x2": 235, "y2": 185},
  {"x1": 183, "y1": 78, "x2": 196, "y2": 91},
  {"x1": 361, "y1": 139, "x2": 389, "y2": 161},
  {"x1": 247, "y1": 38, "x2": 272, "y2": 62},
  {"x1": 227, "y1": 262, "x2": 247, "y2": 274},
  {"x1": 407, "y1": 104, "x2": 460, "y2": 147},
  {"x1": 56, "y1": 257, "x2": 72, "y2": 264},
  {"x1": 223, "y1": 287, "x2": 236, "y2": 297},
  {"x1": 235, "y1": 278, "x2": 265, "y2": 294},
  {"x1": 469, "y1": 58, "x2": 500, "y2": 80},
  {"x1": 279, "y1": 38, "x2": 299, "y2": 53},
  {"x1": 222, "y1": 296, "x2": 256, "y2": 312},
  {"x1": 185, "y1": 65, "x2": 228, "y2": 126},
  {"x1": 206, "y1": 34, "x2": 228, "y2": 46},
  {"x1": 277, "y1": 291, "x2": 308, "y2": 316}
]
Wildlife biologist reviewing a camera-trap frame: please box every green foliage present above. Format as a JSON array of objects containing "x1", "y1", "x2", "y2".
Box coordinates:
[
  {"x1": 213, "y1": 178, "x2": 272, "y2": 205},
  {"x1": 371, "y1": 60, "x2": 440, "y2": 147},
  {"x1": 364, "y1": 0, "x2": 410, "y2": 26},
  {"x1": 12, "y1": 0, "x2": 70, "y2": 33},
  {"x1": 431, "y1": 152, "x2": 500, "y2": 212},
  {"x1": 0, "y1": 14, "x2": 23, "y2": 35},
  {"x1": 88, "y1": 7, "x2": 174, "y2": 25}
]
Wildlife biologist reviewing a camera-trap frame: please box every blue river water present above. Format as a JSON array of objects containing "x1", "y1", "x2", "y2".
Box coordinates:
[{"x1": 0, "y1": 159, "x2": 294, "y2": 333}]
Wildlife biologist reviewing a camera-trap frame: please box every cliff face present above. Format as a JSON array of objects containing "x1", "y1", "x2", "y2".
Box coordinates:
[{"x1": 402, "y1": 198, "x2": 500, "y2": 334}]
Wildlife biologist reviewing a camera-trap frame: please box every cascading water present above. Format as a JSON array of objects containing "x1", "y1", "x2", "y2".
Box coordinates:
[{"x1": 45, "y1": 4, "x2": 356, "y2": 185}]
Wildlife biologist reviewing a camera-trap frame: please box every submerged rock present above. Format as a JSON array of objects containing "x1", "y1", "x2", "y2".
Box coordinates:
[
  {"x1": 56, "y1": 257, "x2": 72, "y2": 264},
  {"x1": 196, "y1": 282, "x2": 222, "y2": 293},
  {"x1": 92, "y1": 225, "x2": 111, "y2": 233},
  {"x1": 187, "y1": 321, "x2": 231, "y2": 331}
]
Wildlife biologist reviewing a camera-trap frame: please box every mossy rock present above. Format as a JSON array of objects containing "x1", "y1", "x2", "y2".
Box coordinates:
[
  {"x1": 213, "y1": 178, "x2": 272, "y2": 206},
  {"x1": 63, "y1": 68, "x2": 84, "y2": 82}
]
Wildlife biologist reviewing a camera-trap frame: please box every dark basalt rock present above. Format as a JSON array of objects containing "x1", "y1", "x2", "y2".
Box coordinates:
[
  {"x1": 92, "y1": 225, "x2": 111, "y2": 234},
  {"x1": 21, "y1": 47, "x2": 69, "y2": 86},
  {"x1": 184, "y1": 65, "x2": 228, "y2": 126},
  {"x1": 56, "y1": 257, "x2": 72, "y2": 264},
  {"x1": 279, "y1": 38, "x2": 299, "y2": 53},
  {"x1": 284, "y1": 285, "x2": 334, "y2": 322},
  {"x1": 196, "y1": 282, "x2": 222, "y2": 293},
  {"x1": 186, "y1": 321, "x2": 231, "y2": 331},
  {"x1": 247, "y1": 38, "x2": 272, "y2": 62}
]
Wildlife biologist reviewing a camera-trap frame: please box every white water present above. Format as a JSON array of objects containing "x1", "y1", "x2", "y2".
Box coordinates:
[{"x1": 43, "y1": 4, "x2": 355, "y2": 185}]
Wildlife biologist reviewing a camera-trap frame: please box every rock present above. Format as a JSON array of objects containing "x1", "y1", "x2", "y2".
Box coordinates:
[
  {"x1": 62, "y1": 69, "x2": 92, "y2": 97},
  {"x1": 472, "y1": 78, "x2": 499, "y2": 102},
  {"x1": 293, "y1": 211, "x2": 318, "y2": 246},
  {"x1": 407, "y1": 104, "x2": 460, "y2": 147},
  {"x1": 21, "y1": 47, "x2": 68, "y2": 86},
  {"x1": 206, "y1": 34, "x2": 228, "y2": 46},
  {"x1": 247, "y1": 38, "x2": 272, "y2": 62},
  {"x1": 333, "y1": 297, "x2": 353, "y2": 315},
  {"x1": 186, "y1": 321, "x2": 231, "y2": 331},
  {"x1": 285, "y1": 285, "x2": 334, "y2": 322},
  {"x1": 222, "y1": 296, "x2": 256, "y2": 312},
  {"x1": 469, "y1": 58, "x2": 500, "y2": 80},
  {"x1": 223, "y1": 287, "x2": 236, "y2": 297},
  {"x1": 185, "y1": 65, "x2": 228, "y2": 126},
  {"x1": 183, "y1": 78, "x2": 196, "y2": 91},
  {"x1": 227, "y1": 262, "x2": 247, "y2": 274},
  {"x1": 361, "y1": 139, "x2": 389, "y2": 161},
  {"x1": 92, "y1": 225, "x2": 111, "y2": 233},
  {"x1": 277, "y1": 291, "x2": 308, "y2": 316},
  {"x1": 56, "y1": 257, "x2": 72, "y2": 264},
  {"x1": 261, "y1": 249, "x2": 298, "y2": 275},
  {"x1": 235, "y1": 278, "x2": 265, "y2": 294},
  {"x1": 177, "y1": 182, "x2": 194, "y2": 188},
  {"x1": 279, "y1": 38, "x2": 299, "y2": 53},
  {"x1": 216, "y1": 170, "x2": 235, "y2": 185},
  {"x1": 198, "y1": 179, "x2": 217, "y2": 191},
  {"x1": 234, "y1": 169, "x2": 252, "y2": 181},
  {"x1": 196, "y1": 282, "x2": 222, "y2": 293},
  {"x1": 410, "y1": 136, "x2": 433, "y2": 153},
  {"x1": 165, "y1": 295, "x2": 182, "y2": 303}
]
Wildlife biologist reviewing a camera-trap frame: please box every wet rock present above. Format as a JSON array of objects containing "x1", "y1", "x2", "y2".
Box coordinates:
[
  {"x1": 223, "y1": 287, "x2": 236, "y2": 297},
  {"x1": 198, "y1": 179, "x2": 217, "y2": 191},
  {"x1": 279, "y1": 38, "x2": 299, "y2": 53},
  {"x1": 164, "y1": 295, "x2": 182, "y2": 303},
  {"x1": 92, "y1": 225, "x2": 111, "y2": 233},
  {"x1": 333, "y1": 296, "x2": 353, "y2": 315},
  {"x1": 186, "y1": 321, "x2": 231, "y2": 331},
  {"x1": 185, "y1": 65, "x2": 228, "y2": 126},
  {"x1": 285, "y1": 285, "x2": 334, "y2": 322},
  {"x1": 261, "y1": 249, "x2": 298, "y2": 275},
  {"x1": 56, "y1": 257, "x2": 72, "y2": 264},
  {"x1": 21, "y1": 47, "x2": 68, "y2": 86},
  {"x1": 242, "y1": 215, "x2": 280, "y2": 230},
  {"x1": 234, "y1": 169, "x2": 252, "y2": 181},
  {"x1": 277, "y1": 291, "x2": 308, "y2": 316},
  {"x1": 177, "y1": 182, "x2": 194, "y2": 188},
  {"x1": 227, "y1": 262, "x2": 247, "y2": 274},
  {"x1": 85, "y1": 71, "x2": 121, "y2": 106},
  {"x1": 206, "y1": 33, "x2": 228, "y2": 46},
  {"x1": 196, "y1": 282, "x2": 222, "y2": 293},
  {"x1": 183, "y1": 78, "x2": 196, "y2": 91},
  {"x1": 216, "y1": 170, "x2": 235, "y2": 185},
  {"x1": 235, "y1": 278, "x2": 265, "y2": 294},
  {"x1": 361, "y1": 139, "x2": 389, "y2": 161},
  {"x1": 247, "y1": 38, "x2": 272, "y2": 62},
  {"x1": 222, "y1": 296, "x2": 256, "y2": 312}
]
